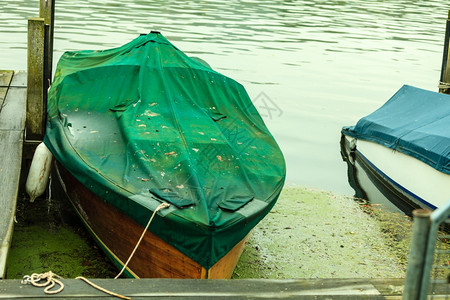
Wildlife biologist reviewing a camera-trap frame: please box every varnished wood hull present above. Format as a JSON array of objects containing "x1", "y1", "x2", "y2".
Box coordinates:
[{"x1": 55, "y1": 163, "x2": 247, "y2": 279}]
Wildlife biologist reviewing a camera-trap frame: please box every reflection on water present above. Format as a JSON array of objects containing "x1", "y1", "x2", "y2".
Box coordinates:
[{"x1": 0, "y1": 0, "x2": 448, "y2": 194}]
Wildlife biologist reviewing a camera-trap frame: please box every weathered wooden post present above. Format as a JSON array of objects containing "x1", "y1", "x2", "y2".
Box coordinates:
[
  {"x1": 39, "y1": 0, "x2": 55, "y2": 88},
  {"x1": 402, "y1": 209, "x2": 432, "y2": 300},
  {"x1": 439, "y1": 10, "x2": 450, "y2": 94},
  {"x1": 26, "y1": 0, "x2": 55, "y2": 141},
  {"x1": 26, "y1": 17, "x2": 46, "y2": 140}
]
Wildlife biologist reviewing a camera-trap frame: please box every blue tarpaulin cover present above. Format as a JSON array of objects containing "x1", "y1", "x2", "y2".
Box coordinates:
[{"x1": 343, "y1": 85, "x2": 450, "y2": 174}]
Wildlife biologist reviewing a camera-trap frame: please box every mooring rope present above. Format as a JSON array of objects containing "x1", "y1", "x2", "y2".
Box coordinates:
[
  {"x1": 75, "y1": 276, "x2": 131, "y2": 300},
  {"x1": 22, "y1": 271, "x2": 64, "y2": 295},
  {"x1": 22, "y1": 272, "x2": 130, "y2": 299},
  {"x1": 114, "y1": 202, "x2": 170, "y2": 279},
  {"x1": 47, "y1": 174, "x2": 52, "y2": 202},
  {"x1": 438, "y1": 81, "x2": 450, "y2": 89}
]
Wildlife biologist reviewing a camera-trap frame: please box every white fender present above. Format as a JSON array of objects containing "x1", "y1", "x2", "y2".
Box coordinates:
[{"x1": 26, "y1": 142, "x2": 53, "y2": 202}]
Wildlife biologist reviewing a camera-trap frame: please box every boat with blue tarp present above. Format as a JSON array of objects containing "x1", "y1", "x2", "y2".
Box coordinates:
[{"x1": 341, "y1": 85, "x2": 450, "y2": 213}]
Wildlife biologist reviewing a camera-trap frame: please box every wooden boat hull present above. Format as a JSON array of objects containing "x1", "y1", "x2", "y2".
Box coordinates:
[
  {"x1": 55, "y1": 163, "x2": 247, "y2": 279},
  {"x1": 341, "y1": 134, "x2": 448, "y2": 214}
]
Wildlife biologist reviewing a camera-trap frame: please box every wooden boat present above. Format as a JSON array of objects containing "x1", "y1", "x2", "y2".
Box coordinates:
[
  {"x1": 341, "y1": 85, "x2": 450, "y2": 214},
  {"x1": 44, "y1": 32, "x2": 286, "y2": 278}
]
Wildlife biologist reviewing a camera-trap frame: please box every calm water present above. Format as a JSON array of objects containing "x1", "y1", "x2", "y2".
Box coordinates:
[{"x1": 1, "y1": 0, "x2": 448, "y2": 195}]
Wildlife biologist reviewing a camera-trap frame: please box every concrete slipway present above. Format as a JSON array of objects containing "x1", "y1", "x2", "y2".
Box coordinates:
[{"x1": 233, "y1": 184, "x2": 410, "y2": 279}]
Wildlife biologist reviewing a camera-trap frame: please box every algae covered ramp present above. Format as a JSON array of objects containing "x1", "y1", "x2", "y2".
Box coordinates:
[{"x1": 0, "y1": 70, "x2": 27, "y2": 278}]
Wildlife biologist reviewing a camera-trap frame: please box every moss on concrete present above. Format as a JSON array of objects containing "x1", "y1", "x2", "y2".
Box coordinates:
[
  {"x1": 233, "y1": 184, "x2": 412, "y2": 279},
  {"x1": 6, "y1": 191, "x2": 116, "y2": 279},
  {"x1": 357, "y1": 199, "x2": 413, "y2": 268},
  {"x1": 8, "y1": 225, "x2": 114, "y2": 279}
]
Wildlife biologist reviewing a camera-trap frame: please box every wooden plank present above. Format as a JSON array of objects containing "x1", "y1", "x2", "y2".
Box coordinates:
[
  {"x1": 0, "y1": 278, "x2": 413, "y2": 299},
  {"x1": 27, "y1": 18, "x2": 45, "y2": 140},
  {"x1": 0, "y1": 71, "x2": 27, "y2": 279},
  {"x1": 0, "y1": 87, "x2": 7, "y2": 109},
  {"x1": 0, "y1": 71, "x2": 13, "y2": 109},
  {"x1": 0, "y1": 131, "x2": 24, "y2": 279},
  {"x1": 10, "y1": 71, "x2": 27, "y2": 88},
  {"x1": 0, "y1": 70, "x2": 13, "y2": 87},
  {"x1": 0, "y1": 86, "x2": 27, "y2": 131},
  {"x1": 369, "y1": 278, "x2": 404, "y2": 298}
]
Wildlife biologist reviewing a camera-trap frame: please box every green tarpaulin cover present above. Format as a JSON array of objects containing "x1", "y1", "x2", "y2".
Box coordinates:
[{"x1": 44, "y1": 32, "x2": 285, "y2": 269}]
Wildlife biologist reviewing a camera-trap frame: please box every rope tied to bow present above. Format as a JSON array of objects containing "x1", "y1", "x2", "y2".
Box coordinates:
[{"x1": 114, "y1": 202, "x2": 170, "y2": 279}]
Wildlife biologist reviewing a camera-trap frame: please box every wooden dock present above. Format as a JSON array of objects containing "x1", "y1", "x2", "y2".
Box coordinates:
[
  {"x1": 0, "y1": 278, "x2": 415, "y2": 299},
  {"x1": 0, "y1": 70, "x2": 26, "y2": 279}
]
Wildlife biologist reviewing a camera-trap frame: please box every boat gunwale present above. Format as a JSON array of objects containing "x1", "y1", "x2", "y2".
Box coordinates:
[{"x1": 341, "y1": 134, "x2": 438, "y2": 212}]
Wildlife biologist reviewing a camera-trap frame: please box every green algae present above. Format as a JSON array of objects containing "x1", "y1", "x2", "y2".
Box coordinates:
[
  {"x1": 6, "y1": 183, "x2": 116, "y2": 279},
  {"x1": 357, "y1": 199, "x2": 413, "y2": 268},
  {"x1": 8, "y1": 225, "x2": 113, "y2": 278},
  {"x1": 360, "y1": 201, "x2": 449, "y2": 280},
  {"x1": 233, "y1": 184, "x2": 411, "y2": 279}
]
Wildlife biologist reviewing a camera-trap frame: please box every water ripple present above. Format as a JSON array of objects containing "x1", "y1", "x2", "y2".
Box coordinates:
[{"x1": 0, "y1": 0, "x2": 448, "y2": 194}]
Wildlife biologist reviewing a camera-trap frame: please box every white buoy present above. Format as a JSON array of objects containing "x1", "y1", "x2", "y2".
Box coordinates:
[{"x1": 26, "y1": 142, "x2": 53, "y2": 202}]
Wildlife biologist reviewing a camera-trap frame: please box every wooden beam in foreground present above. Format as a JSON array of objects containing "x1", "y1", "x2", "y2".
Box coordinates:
[
  {"x1": 0, "y1": 71, "x2": 27, "y2": 279},
  {"x1": 0, "y1": 278, "x2": 414, "y2": 299}
]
